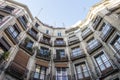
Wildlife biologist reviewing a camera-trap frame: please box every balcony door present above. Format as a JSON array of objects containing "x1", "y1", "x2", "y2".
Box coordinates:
[{"x1": 56, "y1": 67, "x2": 68, "y2": 80}]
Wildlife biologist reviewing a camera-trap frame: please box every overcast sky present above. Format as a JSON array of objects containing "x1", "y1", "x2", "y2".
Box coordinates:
[{"x1": 14, "y1": 0, "x2": 101, "y2": 27}]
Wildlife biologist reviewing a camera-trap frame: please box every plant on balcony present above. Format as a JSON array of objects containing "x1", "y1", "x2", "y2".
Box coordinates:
[{"x1": 0, "y1": 51, "x2": 10, "y2": 61}]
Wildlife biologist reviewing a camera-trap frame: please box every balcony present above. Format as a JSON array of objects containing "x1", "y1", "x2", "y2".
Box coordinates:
[
  {"x1": 87, "y1": 40, "x2": 102, "y2": 54},
  {"x1": 54, "y1": 41, "x2": 66, "y2": 47},
  {"x1": 5, "y1": 28, "x2": 19, "y2": 44},
  {"x1": 53, "y1": 54, "x2": 68, "y2": 62},
  {"x1": 68, "y1": 38, "x2": 80, "y2": 46},
  {"x1": 39, "y1": 38, "x2": 52, "y2": 46},
  {"x1": 36, "y1": 50, "x2": 51, "y2": 61},
  {"x1": 53, "y1": 75, "x2": 71, "y2": 80},
  {"x1": 95, "y1": 59, "x2": 119, "y2": 79},
  {"x1": 27, "y1": 29, "x2": 38, "y2": 41},
  {"x1": 82, "y1": 29, "x2": 93, "y2": 40},
  {"x1": 5, "y1": 61, "x2": 28, "y2": 80},
  {"x1": 92, "y1": 16, "x2": 102, "y2": 30},
  {"x1": 19, "y1": 41, "x2": 34, "y2": 55},
  {"x1": 17, "y1": 17, "x2": 28, "y2": 30},
  {"x1": 0, "y1": 6, "x2": 14, "y2": 14},
  {"x1": 30, "y1": 71, "x2": 50, "y2": 80},
  {"x1": 70, "y1": 50, "x2": 86, "y2": 61},
  {"x1": 100, "y1": 26, "x2": 115, "y2": 42},
  {"x1": 114, "y1": 49, "x2": 120, "y2": 63},
  {"x1": 0, "y1": 16, "x2": 10, "y2": 26}
]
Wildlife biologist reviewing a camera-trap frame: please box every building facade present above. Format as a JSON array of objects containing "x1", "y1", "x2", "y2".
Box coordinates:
[{"x1": 0, "y1": 0, "x2": 120, "y2": 80}]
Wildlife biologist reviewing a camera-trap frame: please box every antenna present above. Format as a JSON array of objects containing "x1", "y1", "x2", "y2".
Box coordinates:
[
  {"x1": 36, "y1": 8, "x2": 43, "y2": 17},
  {"x1": 62, "y1": 22, "x2": 65, "y2": 27}
]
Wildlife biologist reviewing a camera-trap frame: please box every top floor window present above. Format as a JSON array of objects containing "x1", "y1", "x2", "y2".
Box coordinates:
[
  {"x1": 0, "y1": 14, "x2": 4, "y2": 21},
  {"x1": 35, "y1": 23, "x2": 39, "y2": 28},
  {"x1": 4, "y1": 6, "x2": 15, "y2": 13},
  {"x1": 58, "y1": 32, "x2": 61, "y2": 36},
  {"x1": 82, "y1": 28, "x2": 91, "y2": 36},
  {"x1": 46, "y1": 30, "x2": 49, "y2": 34}
]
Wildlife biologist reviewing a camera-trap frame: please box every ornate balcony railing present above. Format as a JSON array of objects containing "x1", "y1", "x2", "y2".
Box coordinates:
[
  {"x1": 87, "y1": 40, "x2": 102, "y2": 54},
  {"x1": 53, "y1": 75, "x2": 71, "y2": 80},
  {"x1": 17, "y1": 17, "x2": 28, "y2": 30},
  {"x1": 40, "y1": 38, "x2": 52, "y2": 46},
  {"x1": 68, "y1": 38, "x2": 80, "y2": 46},
  {"x1": 53, "y1": 54, "x2": 68, "y2": 62},
  {"x1": 30, "y1": 71, "x2": 50, "y2": 80},
  {"x1": 27, "y1": 30, "x2": 38, "y2": 41},
  {"x1": 95, "y1": 59, "x2": 119, "y2": 79},
  {"x1": 19, "y1": 42, "x2": 34, "y2": 55},
  {"x1": 82, "y1": 29, "x2": 93, "y2": 40},
  {"x1": 100, "y1": 26, "x2": 115, "y2": 42},
  {"x1": 36, "y1": 50, "x2": 51, "y2": 61},
  {"x1": 5, "y1": 28, "x2": 19, "y2": 44},
  {"x1": 5, "y1": 61, "x2": 28, "y2": 80},
  {"x1": 70, "y1": 50, "x2": 86, "y2": 61},
  {"x1": 54, "y1": 41, "x2": 66, "y2": 47}
]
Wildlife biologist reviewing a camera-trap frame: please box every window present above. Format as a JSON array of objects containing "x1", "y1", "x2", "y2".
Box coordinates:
[
  {"x1": 19, "y1": 15, "x2": 28, "y2": 28},
  {"x1": 0, "y1": 37, "x2": 11, "y2": 51},
  {"x1": 55, "y1": 39, "x2": 64, "y2": 45},
  {"x1": 95, "y1": 52, "x2": 112, "y2": 71},
  {"x1": 40, "y1": 47, "x2": 49, "y2": 55},
  {"x1": 72, "y1": 47, "x2": 82, "y2": 57},
  {"x1": 87, "y1": 39, "x2": 99, "y2": 49},
  {"x1": 7, "y1": 24, "x2": 20, "y2": 39},
  {"x1": 4, "y1": 6, "x2": 15, "y2": 12},
  {"x1": 110, "y1": 34, "x2": 120, "y2": 53},
  {"x1": 101, "y1": 23, "x2": 111, "y2": 35},
  {"x1": 35, "y1": 23, "x2": 39, "y2": 28},
  {"x1": 29, "y1": 28, "x2": 37, "y2": 36},
  {"x1": 58, "y1": 32, "x2": 61, "y2": 36},
  {"x1": 56, "y1": 67, "x2": 68, "y2": 80},
  {"x1": 0, "y1": 14, "x2": 4, "y2": 21},
  {"x1": 26, "y1": 41, "x2": 33, "y2": 48},
  {"x1": 82, "y1": 28, "x2": 91, "y2": 36},
  {"x1": 56, "y1": 49, "x2": 65, "y2": 58},
  {"x1": 34, "y1": 65, "x2": 47, "y2": 80},
  {"x1": 46, "y1": 30, "x2": 49, "y2": 34},
  {"x1": 75, "y1": 63, "x2": 90, "y2": 79}
]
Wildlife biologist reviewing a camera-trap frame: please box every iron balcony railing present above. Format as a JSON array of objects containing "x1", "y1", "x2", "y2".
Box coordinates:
[
  {"x1": 36, "y1": 50, "x2": 51, "y2": 61},
  {"x1": 5, "y1": 61, "x2": 28, "y2": 80},
  {"x1": 54, "y1": 41, "x2": 66, "y2": 47},
  {"x1": 53, "y1": 54, "x2": 68, "y2": 62},
  {"x1": 27, "y1": 30, "x2": 38, "y2": 41},
  {"x1": 68, "y1": 38, "x2": 80, "y2": 46},
  {"x1": 95, "y1": 59, "x2": 119, "y2": 79},
  {"x1": 92, "y1": 16, "x2": 102, "y2": 30},
  {"x1": 5, "y1": 28, "x2": 19, "y2": 44},
  {"x1": 40, "y1": 38, "x2": 52, "y2": 46},
  {"x1": 53, "y1": 75, "x2": 71, "y2": 80},
  {"x1": 17, "y1": 17, "x2": 28, "y2": 30},
  {"x1": 70, "y1": 49, "x2": 86, "y2": 61},
  {"x1": 87, "y1": 40, "x2": 102, "y2": 54},
  {"x1": 82, "y1": 29, "x2": 93, "y2": 40},
  {"x1": 30, "y1": 71, "x2": 50, "y2": 80},
  {"x1": 19, "y1": 42, "x2": 34, "y2": 55},
  {"x1": 100, "y1": 26, "x2": 115, "y2": 42}
]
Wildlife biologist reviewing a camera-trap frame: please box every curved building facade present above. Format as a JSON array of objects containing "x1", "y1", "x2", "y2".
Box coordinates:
[{"x1": 0, "y1": 0, "x2": 120, "y2": 80}]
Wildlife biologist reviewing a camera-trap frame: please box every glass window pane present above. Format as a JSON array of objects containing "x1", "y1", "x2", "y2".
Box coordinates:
[
  {"x1": 84, "y1": 71, "x2": 89, "y2": 77},
  {"x1": 105, "y1": 61, "x2": 111, "y2": 68},
  {"x1": 78, "y1": 73, "x2": 83, "y2": 79},
  {"x1": 34, "y1": 72, "x2": 39, "y2": 78},
  {"x1": 9, "y1": 27, "x2": 14, "y2": 32},
  {"x1": 100, "y1": 64, "x2": 106, "y2": 71},
  {"x1": 101, "y1": 54, "x2": 108, "y2": 62},
  {"x1": 40, "y1": 74, "x2": 44, "y2": 79}
]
